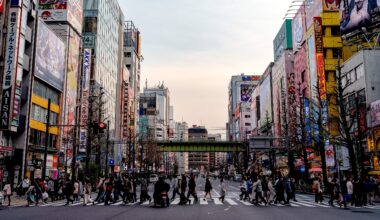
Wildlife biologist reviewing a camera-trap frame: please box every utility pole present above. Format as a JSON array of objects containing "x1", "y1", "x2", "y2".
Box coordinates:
[
  {"x1": 105, "y1": 120, "x2": 110, "y2": 176},
  {"x1": 298, "y1": 83, "x2": 310, "y2": 180},
  {"x1": 355, "y1": 96, "x2": 364, "y2": 178},
  {"x1": 42, "y1": 99, "x2": 51, "y2": 180}
]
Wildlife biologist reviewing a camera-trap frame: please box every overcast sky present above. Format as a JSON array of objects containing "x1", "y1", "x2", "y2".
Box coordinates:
[{"x1": 119, "y1": 0, "x2": 295, "y2": 134}]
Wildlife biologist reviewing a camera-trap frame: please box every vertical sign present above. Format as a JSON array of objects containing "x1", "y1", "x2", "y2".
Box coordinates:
[
  {"x1": 0, "y1": 0, "x2": 4, "y2": 13},
  {"x1": 79, "y1": 49, "x2": 91, "y2": 153},
  {"x1": 0, "y1": 7, "x2": 21, "y2": 130}
]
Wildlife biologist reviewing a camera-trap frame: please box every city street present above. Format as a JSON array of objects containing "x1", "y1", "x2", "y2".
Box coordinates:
[{"x1": 1, "y1": 178, "x2": 379, "y2": 220}]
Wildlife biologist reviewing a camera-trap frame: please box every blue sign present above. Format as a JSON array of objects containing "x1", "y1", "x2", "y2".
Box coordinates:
[
  {"x1": 300, "y1": 167, "x2": 305, "y2": 173},
  {"x1": 109, "y1": 159, "x2": 115, "y2": 166}
]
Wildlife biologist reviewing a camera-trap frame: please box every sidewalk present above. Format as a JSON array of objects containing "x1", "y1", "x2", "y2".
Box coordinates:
[{"x1": 1, "y1": 195, "x2": 28, "y2": 207}]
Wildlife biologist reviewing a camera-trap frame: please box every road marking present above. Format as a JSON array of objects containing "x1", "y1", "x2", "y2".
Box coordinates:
[
  {"x1": 69, "y1": 202, "x2": 84, "y2": 206},
  {"x1": 289, "y1": 202, "x2": 300, "y2": 207},
  {"x1": 213, "y1": 198, "x2": 223, "y2": 205},
  {"x1": 200, "y1": 199, "x2": 208, "y2": 205},
  {"x1": 212, "y1": 189, "x2": 221, "y2": 197},
  {"x1": 301, "y1": 201, "x2": 330, "y2": 208},
  {"x1": 238, "y1": 199, "x2": 253, "y2": 206},
  {"x1": 111, "y1": 201, "x2": 123, "y2": 206},
  {"x1": 171, "y1": 198, "x2": 180, "y2": 205},
  {"x1": 96, "y1": 202, "x2": 105, "y2": 206},
  {"x1": 140, "y1": 201, "x2": 150, "y2": 206},
  {"x1": 225, "y1": 198, "x2": 238, "y2": 206},
  {"x1": 189, "y1": 198, "x2": 195, "y2": 204},
  {"x1": 291, "y1": 201, "x2": 316, "y2": 207}
]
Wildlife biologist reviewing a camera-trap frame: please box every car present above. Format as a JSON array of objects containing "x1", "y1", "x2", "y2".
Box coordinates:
[
  {"x1": 149, "y1": 174, "x2": 159, "y2": 183},
  {"x1": 233, "y1": 174, "x2": 242, "y2": 182}
]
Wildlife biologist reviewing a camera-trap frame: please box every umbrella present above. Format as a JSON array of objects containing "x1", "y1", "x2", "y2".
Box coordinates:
[{"x1": 309, "y1": 167, "x2": 322, "y2": 172}]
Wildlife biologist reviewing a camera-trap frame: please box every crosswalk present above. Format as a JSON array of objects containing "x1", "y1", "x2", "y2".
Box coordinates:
[{"x1": 6, "y1": 197, "x2": 380, "y2": 210}]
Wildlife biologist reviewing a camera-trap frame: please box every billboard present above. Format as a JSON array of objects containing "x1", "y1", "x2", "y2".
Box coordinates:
[
  {"x1": 305, "y1": 0, "x2": 323, "y2": 28},
  {"x1": 0, "y1": 0, "x2": 4, "y2": 13},
  {"x1": 293, "y1": 5, "x2": 307, "y2": 51},
  {"x1": 79, "y1": 49, "x2": 92, "y2": 153},
  {"x1": 35, "y1": 20, "x2": 66, "y2": 91},
  {"x1": 323, "y1": 0, "x2": 341, "y2": 10},
  {"x1": 0, "y1": 7, "x2": 22, "y2": 130},
  {"x1": 240, "y1": 84, "x2": 254, "y2": 103},
  {"x1": 63, "y1": 30, "x2": 80, "y2": 151},
  {"x1": 260, "y1": 75, "x2": 272, "y2": 128},
  {"x1": 371, "y1": 99, "x2": 380, "y2": 127},
  {"x1": 307, "y1": 33, "x2": 318, "y2": 104},
  {"x1": 340, "y1": 0, "x2": 380, "y2": 35},
  {"x1": 39, "y1": 0, "x2": 83, "y2": 33}
]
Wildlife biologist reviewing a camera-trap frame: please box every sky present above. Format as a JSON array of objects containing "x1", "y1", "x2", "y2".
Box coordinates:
[{"x1": 119, "y1": 0, "x2": 295, "y2": 134}]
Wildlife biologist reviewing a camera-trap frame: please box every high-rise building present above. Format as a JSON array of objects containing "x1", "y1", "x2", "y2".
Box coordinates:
[
  {"x1": 227, "y1": 74, "x2": 260, "y2": 142},
  {"x1": 188, "y1": 126, "x2": 209, "y2": 172}
]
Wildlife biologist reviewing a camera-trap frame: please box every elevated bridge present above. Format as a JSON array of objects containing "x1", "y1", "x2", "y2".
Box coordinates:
[{"x1": 156, "y1": 141, "x2": 247, "y2": 152}]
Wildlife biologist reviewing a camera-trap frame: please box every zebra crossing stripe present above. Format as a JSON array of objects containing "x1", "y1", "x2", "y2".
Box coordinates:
[
  {"x1": 200, "y1": 199, "x2": 208, "y2": 205},
  {"x1": 291, "y1": 201, "x2": 316, "y2": 207},
  {"x1": 238, "y1": 199, "x2": 253, "y2": 206},
  {"x1": 171, "y1": 198, "x2": 180, "y2": 205},
  {"x1": 111, "y1": 201, "x2": 124, "y2": 206},
  {"x1": 213, "y1": 198, "x2": 223, "y2": 205},
  {"x1": 289, "y1": 202, "x2": 300, "y2": 207},
  {"x1": 140, "y1": 201, "x2": 150, "y2": 206},
  {"x1": 301, "y1": 201, "x2": 330, "y2": 208},
  {"x1": 225, "y1": 198, "x2": 238, "y2": 206}
]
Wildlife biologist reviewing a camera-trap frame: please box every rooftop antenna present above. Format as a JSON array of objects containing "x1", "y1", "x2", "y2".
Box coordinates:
[{"x1": 145, "y1": 78, "x2": 148, "y2": 89}]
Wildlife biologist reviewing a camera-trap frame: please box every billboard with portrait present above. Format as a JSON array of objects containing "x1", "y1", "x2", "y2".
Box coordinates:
[
  {"x1": 240, "y1": 84, "x2": 254, "y2": 103},
  {"x1": 340, "y1": 0, "x2": 380, "y2": 35},
  {"x1": 293, "y1": 5, "x2": 307, "y2": 51},
  {"x1": 259, "y1": 75, "x2": 272, "y2": 128},
  {"x1": 39, "y1": 0, "x2": 83, "y2": 33},
  {"x1": 35, "y1": 20, "x2": 66, "y2": 91}
]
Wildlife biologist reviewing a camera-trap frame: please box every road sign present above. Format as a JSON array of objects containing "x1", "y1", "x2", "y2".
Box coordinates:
[
  {"x1": 300, "y1": 167, "x2": 305, "y2": 173},
  {"x1": 109, "y1": 159, "x2": 115, "y2": 166}
]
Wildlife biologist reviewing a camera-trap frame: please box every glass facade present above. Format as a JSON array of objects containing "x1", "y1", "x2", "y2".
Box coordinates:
[
  {"x1": 31, "y1": 104, "x2": 58, "y2": 125},
  {"x1": 29, "y1": 128, "x2": 58, "y2": 149},
  {"x1": 33, "y1": 80, "x2": 60, "y2": 105}
]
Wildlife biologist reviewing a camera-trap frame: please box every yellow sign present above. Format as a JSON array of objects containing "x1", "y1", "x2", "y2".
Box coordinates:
[{"x1": 368, "y1": 136, "x2": 375, "y2": 152}]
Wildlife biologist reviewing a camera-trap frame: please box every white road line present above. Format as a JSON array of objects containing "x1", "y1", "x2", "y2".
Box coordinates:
[
  {"x1": 69, "y1": 202, "x2": 83, "y2": 206},
  {"x1": 96, "y1": 202, "x2": 105, "y2": 206},
  {"x1": 40, "y1": 201, "x2": 66, "y2": 207},
  {"x1": 301, "y1": 201, "x2": 330, "y2": 208},
  {"x1": 212, "y1": 189, "x2": 221, "y2": 197},
  {"x1": 238, "y1": 199, "x2": 253, "y2": 206},
  {"x1": 140, "y1": 201, "x2": 150, "y2": 206},
  {"x1": 200, "y1": 199, "x2": 208, "y2": 205},
  {"x1": 213, "y1": 198, "x2": 223, "y2": 205},
  {"x1": 171, "y1": 198, "x2": 180, "y2": 205},
  {"x1": 111, "y1": 201, "x2": 123, "y2": 206},
  {"x1": 189, "y1": 198, "x2": 194, "y2": 204},
  {"x1": 225, "y1": 198, "x2": 238, "y2": 206},
  {"x1": 289, "y1": 203, "x2": 300, "y2": 207},
  {"x1": 291, "y1": 201, "x2": 316, "y2": 207}
]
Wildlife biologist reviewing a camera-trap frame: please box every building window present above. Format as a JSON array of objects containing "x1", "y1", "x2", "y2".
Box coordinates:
[
  {"x1": 332, "y1": 48, "x2": 342, "y2": 59},
  {"x1": 33, "y1": 80, "x2": 60, "y2": 105},
  {"x1": 31, "y1": 104, "x2": 58, "y2": 125},
  {"x1": 301, "y1": 70, "x2": 306, "y2": 83},
  {"x1": 245, "y1": 123, "x2": 251, "y2": 126},
  {"x1": 29, "y1": 129, "x2": 57, "y2": 149},
  {"x1": 355, "y1": 64, "x2": 364, "y2": 80},
  {"x1": 357, "y1": 89, "x2": 366, "y2": 104},
  {"x1": 331, "y1": 26, "x2": 341, "y2": 36},
  {"x1": 84, "y1": 17, "x2": 97, "y2": 33},
  {"x1": 244, "y1": 115, "x2": 251, "y2": 118},
  {"x1": 348, "y1": 93, "x2": 355, "y2": 109}
]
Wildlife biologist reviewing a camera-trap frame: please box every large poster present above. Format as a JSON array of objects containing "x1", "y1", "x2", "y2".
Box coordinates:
[
  {"x1": 39, "y1": 0, "x2": 83, "y2": 33},
  {"x1": 35, "y1": 20, "x2": 66, "y2": 91},
  {"x1": 63, "y1": 30, "x2": 80, "y2": 153},
  {"x1": 260, "y1": 76, "x2": 272, "y2": 128},
  {"x1": 0, "y1": 7, "x2": 22, "y2": 130},
  {"x1": 240, "y1": 84, "x2": 254, "y2": 103},
  {"x1": 340, "y1": 0, "x2": 380, "y2": 34},
  {"x1": 79, "y1": 49, "x2": 91, "y2": 153},
  {"x1": 371, "y1": 99, "x2": 380, "y2": 127},
  {"x1": 293, "y1": 5, "x2": 306, "y2": 51}
]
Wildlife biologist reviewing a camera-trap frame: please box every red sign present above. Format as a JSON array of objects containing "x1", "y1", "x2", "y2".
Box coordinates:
[
  {"x1": 0, "y1": 146, "x2": 12, "y2": 152},
  {"x1": 53, "y1": 156, "x2": 58, "y2": 168},
  {"x1": 0, "y1": 0, "x2": 4, "y2": 13},
  {"x1": 316, "y1": 53, "x2": 326, "y2": 99}
]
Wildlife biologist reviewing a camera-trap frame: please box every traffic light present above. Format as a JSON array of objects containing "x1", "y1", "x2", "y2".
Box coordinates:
[{"x1": 99, "y1": 122, "x2": 107, "y2": 133}]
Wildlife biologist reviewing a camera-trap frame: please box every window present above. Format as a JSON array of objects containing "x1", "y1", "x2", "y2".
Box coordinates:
[
  {"x1": 84, "y1": 17, "x2": 97, "y2": 33},
  {"x1": 31, "y1": 104, "x2": 58, "y2": 125},
  {"x1": 126, "y1": 52, "x2": 131, "y2": 57},
  {"x1": 355, "y1": 64, "x2": 364, "y2": 80},
  {"x1": 348, "y1": 94, "x2": 355, "y2": 109},
  {"x1": 29, "y1": 129, "x2": 57, "y2": 149},
  {"x1": 301, "y1": 70, "x2": 306, "y2": 83},
  {"x1": 244, "y1": 115, "x2": 251, "y2": 118},
  {"x1": 331, "y1": 26, "x2": 341, "y2": 36},
  {"x1": 33, "y1": 80, "x2": 60, "y2": 105},
  {"x1": 357, "y1": 89, "x2": 366, "y2": 104},
  {"x1": 245, "y1": 123, "x2": 251, "y2": 126},
  {"x1": 332, "y1": 48, "x2": 342, "y2": 59}
]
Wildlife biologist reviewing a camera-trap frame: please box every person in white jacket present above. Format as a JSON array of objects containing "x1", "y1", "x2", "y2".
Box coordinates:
[{"x1": 2, "y1": 181, "x2": 12, "y2": 206}]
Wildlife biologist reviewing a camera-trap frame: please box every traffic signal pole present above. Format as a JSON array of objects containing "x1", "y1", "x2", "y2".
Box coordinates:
[
  {"x1": 105, "y1": 120, "x2": 110, "y2": 176},
  {"x1": 42, "y1": 99, "x2": 51, "y2": 180}
]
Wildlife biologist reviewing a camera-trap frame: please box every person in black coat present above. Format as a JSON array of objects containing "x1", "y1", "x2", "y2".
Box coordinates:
[{"x1": 204, "y1": 177, "x2": 212, "y2": 200}]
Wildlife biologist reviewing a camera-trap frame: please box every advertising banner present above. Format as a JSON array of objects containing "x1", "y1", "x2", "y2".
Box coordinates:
[
  {"x1": 305, "y1": 0, "x2": 323, "y2": 28},
  {"x1": 323, "y1": 0, "x2": 340, "y2": 11},
  {"x1": 39, "y1": 0, "x2": 83, "y2": 33},
  {"x1": 304, "y1": 98, "x2": 312, "y2": 145},
  {"x1": 371, "y1": 99, "x2": 380, "y2": 127},
  {"x1": 79, "y1": 49, "x2": 91, "y2": 153},
  {"x1": 340, "y1": 0, "x2": 380, "y2": 35},
  {"x1": 63, "y1": 30, "x2": 80, "y2": 151},
  {"x1": 0, "y1": 7, "x2": 22, "y2": 130},
  {"x1": 240, "y1": 84, "x2": 253, "y2": 103},
  {"x1": 260, "y1": 76, "x2": 272, "y2": 128},
  {"x1": 35, "y1": 20, "x2": 66, "y2": 91},
  {"x1": 307, "y1": 34, "x2": 318, "y2": 104},
  {"x1": 293, "y1": 5, "x2": 306, "y2": 51},
  {"x1": 0, "y1": 0, "x2": 4, "y2": 13}
]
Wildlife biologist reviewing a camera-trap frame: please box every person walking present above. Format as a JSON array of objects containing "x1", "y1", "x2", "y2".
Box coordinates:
[
  {"x1": 239, "y1": 177, "x2": 247, "y2": 200},
  {"x1": 179, "y1": 175, "x2": 188, "y2": 205},
  {"x1": 313, "y1": 177, "x2": 323, "y2": 203},
  {"x1": 2, "y1": 181, "x2": 12, "y2": 206},
  {"x1": 47, "y1": 178, "x2": 55, "y2": 202},
  {"x1": 104, "y1": 176, "x2": 114, "y2": 205},
  {"x1": 22, "y1": 177, "x2": 30, "y2": 196},
  {"x1": 274, "y1": 177, "x2": 286, "y2": 204},
  {"x1": 219, "y1": 177, "x2": 226, "y2": 203},
  {"x1": 327, "y1": 178, "x2": 336, "y2": 206},
  {"x1": 253, "y1": 176, "x2": 267, "y2": 206},
  {"x1": 347, "y1": 177, "x2": 354, "y2": 207},
  {"x1": 95, "y1": 176, "x2": 105, "y2": 203},
  {"x1": 204, "y1": 177, "x2": 212, "y2": 200},
  {"x1": 73, "y1": 179, "x2": 79, "y2": 201},
  {"x1": 187, "y1": 174, "x2": 198, "y2": 204},
  {"x1": 26, "y1": 185, "x2": 36, "y2": 207},
  {"x1": 171, "y1": 177, "x2": 181, "y2": 201},
  {"x1": 140, "y1": 178, "x2": 151, "y2": 204},
  {"x1": 64, "y1": 178, "x2": 74, "y2": 205},
  {"x1": 267, "y1": 177, "x2": 275, "y2": 205},
  {"x1": 83, "y1": 178, "x2": 94, "y2": 206}
]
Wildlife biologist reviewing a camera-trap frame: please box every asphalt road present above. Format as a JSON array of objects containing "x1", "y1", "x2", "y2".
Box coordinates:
[{"x1": 1, "y1": 177, "x2": 379, "y2": 220}]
